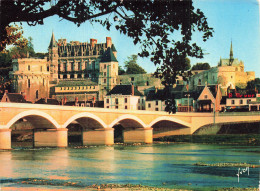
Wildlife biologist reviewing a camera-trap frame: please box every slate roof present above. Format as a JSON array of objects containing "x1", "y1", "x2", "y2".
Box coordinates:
[
  {"x1": 100, "y1": 47, "x2": 118, "y2": 62},
  {"x1": 49, "y1": 32, "x2": 57, "y2": 48},
  {"x1": 56, "y1": 79, "x2": 98, "y2": 87},
  {"x1": 5, "y1": 93, "x2": 27, "y2": 103},
  {"x1": 146, "y1": 90, "x2": 166, "y2": 101},
  {"x1": 111, "y1": 44, "x2": 117, "y2": 52},
  {"x1": 107, "y1": 85, "x2": 143, "y2": 96},
  {"x1": 35, "y1": 98, "x2": 60, "y2": 105}
]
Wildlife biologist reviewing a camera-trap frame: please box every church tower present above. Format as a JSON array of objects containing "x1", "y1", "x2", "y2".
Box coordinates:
[
  {"x1": 48, "y1": 32, "x2": 59, "y2": 83},
  {"x1": 229, "y1": 41, "x2": 234, "y2": 65}
]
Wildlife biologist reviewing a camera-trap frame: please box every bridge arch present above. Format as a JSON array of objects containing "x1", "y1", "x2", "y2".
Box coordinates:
[
  {"x1": 149, "y1": 116, "x2": 192, "y2": 138},
  {"x1": 108, "y1": 114, "x2": 147, "y2": 129},
  {"x1": 62, "y1": 112, "x2": 107, "y2": 129},
  {"x1": 149, "y1": 116, "x2": 191, "y2": 128},
  {"x1": 5, "y1": 110, "x2": 60, "y2": 129}
]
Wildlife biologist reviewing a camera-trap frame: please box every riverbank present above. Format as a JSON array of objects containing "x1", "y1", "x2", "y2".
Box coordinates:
[
  {"x1": 154, "y1": 134, "x2": 260, "y2": 145},
  {"x1": 1, "y1": 184, "x2": 258, "y2": 191}
]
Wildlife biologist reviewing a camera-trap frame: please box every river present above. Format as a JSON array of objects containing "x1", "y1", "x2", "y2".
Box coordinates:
[{"x1": 0, "y1": 143, "x2": 259, "y2": 190}]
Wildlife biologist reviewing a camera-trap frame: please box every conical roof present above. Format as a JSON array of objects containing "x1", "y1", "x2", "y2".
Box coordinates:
[
  {"x1": 49, "y1": 32, "x2": 57, "y2": 48},
  {"x1": 100, "y1": 47, "x2": 118, "y2": 62},
  {"x1": 111, "y1": 44, "x2": 117, "y2": 52}
]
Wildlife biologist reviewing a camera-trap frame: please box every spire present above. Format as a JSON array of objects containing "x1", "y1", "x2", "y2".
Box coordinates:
[
  {"x1": 230, "y1": 40, "x2": 234, "y2": 61},
  {"x1": 49, "y1": 31, "x2": 57, "y2": 48}
]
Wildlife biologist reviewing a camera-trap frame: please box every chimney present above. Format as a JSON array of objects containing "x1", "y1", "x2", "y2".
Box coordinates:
[
  {"x1": 106, "y1": 37, "x2": 112, "y2": 48},
  {"x1": 90, "y1": 39, "x2": 97, "y2": 48},
  {"x1": 131, "y1": 85, "x2": 134, "y2": 96}
]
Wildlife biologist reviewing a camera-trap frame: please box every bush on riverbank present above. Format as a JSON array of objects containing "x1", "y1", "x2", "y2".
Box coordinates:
[{"x1": 154, "y1": 134, "x2": 260, "y2": 145}]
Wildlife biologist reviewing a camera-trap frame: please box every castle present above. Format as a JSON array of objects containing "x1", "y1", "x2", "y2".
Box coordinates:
[
  {"x1": 9, "y1": 34, "x2": 255, "y2": 106},
  {"x1": 9, "y1": 33, "x2": 162, "y2": 103},
  {"x1": 188, "y1": 42, "x2": 255, "y2": 95}
]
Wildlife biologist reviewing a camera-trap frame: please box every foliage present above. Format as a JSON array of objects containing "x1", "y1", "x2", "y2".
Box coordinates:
[
  {"x1": 0, "y1": 0, "x2": 213, "y2": 113},
  {"x1": 246, "y1": 78, "x2": 260, "y2": 91},
  {"x1": 184, "y1": 57, "x2": 191, "y2": 71},
  {"x1": 8, "y1": 37, "x2": 35, "y2": 59},
  {"x1": 1, "y1": 25, "x2": 28, "y2": 52},
  {"x1": 191, "y1": 62, "x2": 211, "y2": 70},
  {"x1": 124, "y1": 55, "x2": 146, "y2": 74},
  {"x1": 118, "y1": 65, "x2": 126, "y2": 75}
]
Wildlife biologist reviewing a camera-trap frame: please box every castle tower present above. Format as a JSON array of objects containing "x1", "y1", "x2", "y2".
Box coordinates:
[
  {"x1": 99, "y1": 47, "x2": 118, "y2": 100},
  {"x1": 48, "y1": 32, "x2": 59, "y2": 83},
  {"x1": 229, "y1": 41, "x2": 234, "y2": 65}
]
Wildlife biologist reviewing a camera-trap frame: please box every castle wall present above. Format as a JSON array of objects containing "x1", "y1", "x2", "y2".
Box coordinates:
[{"x1": 10, "y1": 58, "x2": 50, "y2": 102}]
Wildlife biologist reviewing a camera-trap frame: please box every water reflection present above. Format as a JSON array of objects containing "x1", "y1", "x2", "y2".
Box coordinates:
[{"x1": 0, "y1": 143, "x2": 259, "y2": 190}]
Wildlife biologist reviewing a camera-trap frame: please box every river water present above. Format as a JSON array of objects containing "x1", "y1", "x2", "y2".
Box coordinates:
[{"x1": 0, "y1": 143, "x2": 259, "y2": 190}]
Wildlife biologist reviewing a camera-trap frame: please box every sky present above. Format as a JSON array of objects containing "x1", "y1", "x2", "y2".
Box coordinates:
[{"x1": 19, "y1": 0, "x2": 260, "y2": 77}]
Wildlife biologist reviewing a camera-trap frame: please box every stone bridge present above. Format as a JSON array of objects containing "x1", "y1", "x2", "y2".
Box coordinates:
[{"x1": 0, "y1": 102, "x2": 260, "y2": 149}]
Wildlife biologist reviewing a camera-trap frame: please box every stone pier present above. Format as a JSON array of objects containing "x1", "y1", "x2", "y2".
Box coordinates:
[
  {"x1": 124, "y1": 128, "x2": 153, "y2": 144},
  {"x1": 0, "y1": 129, "x2": 11, "y2": 149},
  {"x1": 34, "y1": 128, "x2": 68, "y2": 147},
  {"x1": 82, "y1": 128, "x2": 114, "y2": 145}
]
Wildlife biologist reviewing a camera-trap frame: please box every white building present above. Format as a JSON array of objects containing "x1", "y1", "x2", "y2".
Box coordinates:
[{"x1": 104, "y1": 85, "x2": 145, "y2": 110}]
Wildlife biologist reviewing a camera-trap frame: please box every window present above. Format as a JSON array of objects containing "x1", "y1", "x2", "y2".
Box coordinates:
[
  {"x1": 156, "y1": 100, "x2": 159, "y2": 105},
  {"x1": 146, "y1": 81, "x2": 149, "y2": 86},
  {"x1": 28, "y1": 79, "x2": 31, "y2": 88},
  {"x1": 104, "y1": 78, "x2": 106, "y2": 83},
  {"x1": 155, "y1": 108, "x2": 159, "y2": 111},
  {"x1": 198, "y1": 79, "x2": 201, "y2": 85},
  {"x1": 41, "y1": 66, "x2": 43, "y2": 72},
  {"x1": 36, "y1": 90, "x2": 39, "y2": 99},
  {"x1": 124, "y1": 98, "x2": 127, "y2": 103},
  {"x1": 43, "y1": 79, "x2": 45, "y2": 86},
  {"x1": 115, "y1": 106, "x2": 118, "y2": 109},
  {"x1": 104, "y1": 64, "x2": 106, "y2": 69},
  {"x1": 131, "y1": 77, "x2": 134, "y2": 81},
  {"x1": 142, "y1": 99, "x2": 144, "y2": 104},
  {"x1": 107, "y1": 106, "x2": 109, "y2": 108},
  {"x1": 204, "y1": 95, "x2": 208, "y2": 99},
  {"x1": 106, "y1": 99, "x2": 109, "y2": 104},
  {"x1": 47, "y1": 66, "x2": 49, "y2": 71},
  {"x1": 148, "y1": 103, "x2": 151, "y2": 108},
  {"x1": 28, "y1": 65, "x2": 30, "y2": 71},
  {"x1": 104, "y1": 72, "x2": 106, "y2": 76},
  {"x1": 240, "y1": 100, "x2": 243, "y2": 104},
  {"x1": 115, "y1": 98, "x2": 118, "y2": 104},
  {"x1": 231, "y1": 100, "x2": 235, "y2": 104},
  {"x1": 247, "y1": 99, "x2": 251, "y2": 104},
  {"x1": 138, "y1": 99, "x2": 140, "y2": 103},
  {"x1": 138, "y1": 106, "x2": 140, "y2": 110},
  {"x1": 142, "y1": 106, "x2": 145, "y2": 110},
  {"x1": 125, "y1": 106, "x2": 128, "y2": 109}
]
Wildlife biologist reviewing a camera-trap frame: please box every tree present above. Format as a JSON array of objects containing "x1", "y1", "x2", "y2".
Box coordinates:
[
  {"x1": 1, "y1": 25, "x2": 28, "y2": 52},
  {"x1": 0, "y1": 0, "x2": 213, "y2": 113},
  {"x1": 124, "y1": 55, "x2": 146, "y2": 74},
  {"x1": 246, "y1": 78, "x2": 260, "y2": 91},
  {"x1": 118, "y1": 65, "x2": 126, "y2": 75},
  {"x1": 8, "y1": 37, "x2": 35, "y2": 59},
  {"x1": 191, "y1": 62, "x2": 211, "y2": 70},
  {"x1": 184, "y1": 57, "x2": 191, "y2": 71}
]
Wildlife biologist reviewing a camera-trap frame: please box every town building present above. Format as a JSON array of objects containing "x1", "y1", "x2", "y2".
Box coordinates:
[
  {"x1": 104, "y1": 85, "x2": 145, "y2": 110},
  {"x1": 1, "y1": 90, "x2": 28, "y2": 103}
]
